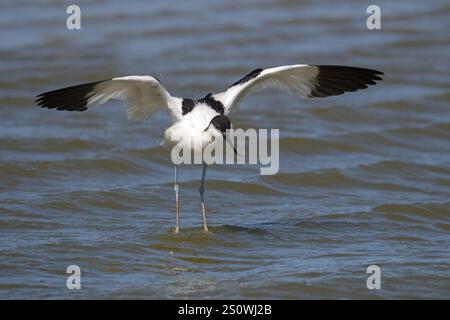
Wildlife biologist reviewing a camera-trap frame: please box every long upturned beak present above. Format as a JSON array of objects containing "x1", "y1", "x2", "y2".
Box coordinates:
[
  {"x1": 203, "y1": 123, "x2": 211, "y2": 132},
  {"x1": 204, "y1": 124, "x2": 238, "y2": 155},
  {"x1": 224, "y1": 132, "x2": 238, "y2": 155}
]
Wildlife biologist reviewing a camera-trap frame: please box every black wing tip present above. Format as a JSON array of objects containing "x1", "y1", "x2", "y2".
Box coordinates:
[
  {"x1": 316, "y1": 65, "x2": 384, "y2": 78},
  {"x1": 35, "y1": 92, "x2": 90, "y2": 112},
  {"x1": 308, "y1": 65, "x2": 384, "y2": 98},
  {"x1": 35, "y1": 80, "x2": 106, "y2": 112}
]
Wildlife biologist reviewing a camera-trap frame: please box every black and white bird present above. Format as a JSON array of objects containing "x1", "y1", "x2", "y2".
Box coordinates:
[{"x1": 36, "y1": 64, "x2": 383, "y2": 232}]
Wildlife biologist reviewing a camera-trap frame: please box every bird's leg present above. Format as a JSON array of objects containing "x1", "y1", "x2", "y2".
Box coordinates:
[
  {"x1": 174, "y1": 165, "x2": 180, "y2": 233},
  {"x1": 199, "y1": 163, "x2": 209, "y2": 232}
]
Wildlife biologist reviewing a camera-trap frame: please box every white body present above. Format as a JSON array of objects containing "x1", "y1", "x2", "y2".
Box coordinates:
[{"x1": 164, "y1": 103, "x2": 222, "y2": 153}]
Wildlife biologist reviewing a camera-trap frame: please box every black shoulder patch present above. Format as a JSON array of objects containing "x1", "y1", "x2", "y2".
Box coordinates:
[
  {"x1": 229, "y1": 68, "x2": 263, "y2": 88},
  {"x1": 182, "y1": 98, "x2": 196, "y2": 115},
  {"x1": 197, "y1": 93, "x2": 224, "y2": 115}
]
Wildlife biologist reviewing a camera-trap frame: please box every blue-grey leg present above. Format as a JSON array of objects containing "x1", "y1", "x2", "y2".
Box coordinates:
[
  {"x1": 199, "y1": 163, "x2": 209, "y2": 232},
  {"x1": 174, "y1": 165, "x2": 180, "y2": 233}
]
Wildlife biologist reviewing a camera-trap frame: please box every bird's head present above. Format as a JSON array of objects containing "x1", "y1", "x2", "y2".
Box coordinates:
[
  {"x1": 204, "y1": 115, "x2": 232, "y2": 136},
  {"x1": 204, "y1": 115, "x2": 237, "y2": 154}
]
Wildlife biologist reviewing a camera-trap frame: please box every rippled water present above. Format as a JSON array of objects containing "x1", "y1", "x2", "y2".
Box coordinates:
[{"x1": 1, "y1": 0, "x2": 449, "y2": 299}]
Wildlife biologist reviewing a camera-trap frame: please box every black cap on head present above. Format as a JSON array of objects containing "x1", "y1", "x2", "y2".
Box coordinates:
[{"x1": 205, "y1": 115, "x2": 231, "y2": 134}]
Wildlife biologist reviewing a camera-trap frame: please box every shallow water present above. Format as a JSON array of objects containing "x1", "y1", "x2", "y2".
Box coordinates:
[{"x1": 0, "y1": 0, "x2": 449, "y2": 299}]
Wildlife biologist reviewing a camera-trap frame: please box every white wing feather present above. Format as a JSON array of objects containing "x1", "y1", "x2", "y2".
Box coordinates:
[
  {"x1": 91, "y1": 76, "x2": 180, "y2": 120},
  {"x1": 219, "y1": 65, "x2": 318, "y2": 114}
]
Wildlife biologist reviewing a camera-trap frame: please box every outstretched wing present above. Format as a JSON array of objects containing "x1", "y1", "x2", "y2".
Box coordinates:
[
  {"x1": 36, "y1": 76, "x2": 181, "y2": 120},
  {"x1": 213, "y1": 65, "x2": 383, "y2": 114}
]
